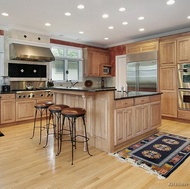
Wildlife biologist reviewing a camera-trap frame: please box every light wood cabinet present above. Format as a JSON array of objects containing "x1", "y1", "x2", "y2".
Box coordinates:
[
  {"x1": 126, "y1": 39, "x2": 159, "y2": 54},
  {"x1": 83, "y1": 47, "x2": 111, "y2": 77},
  {"x1": 177, "y1": 37, "x2": 190, "y2": 63},
  {"x1": 159, "y1": 66, "x2": 177, "y2": 117},
  {"x1": 114, "y1": 94, "x2": 161, "y2": 147},
  {"x1": 159, "y1": 40, "x2": 176, "y2": 66},
  {"x1": 16, "y1": 99, "x2": 36, "y2": 121},
  {"x1": 114, "y1": 107, "x2": 134, "y2": 146},
  {"x1": 0, "y1": 94, "x2": 16, "y2": 124}
]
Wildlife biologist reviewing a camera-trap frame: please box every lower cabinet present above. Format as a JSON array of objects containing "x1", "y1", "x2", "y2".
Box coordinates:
[
  {"x1": 114, "y1": 107, "x2": 134, "y2": 146},
  {"x1": 114, "y1": 95, "x2": 161, "y2": 147},
  {"x1": 1, "y1": 94, "x2": 16, "y2": 124},
  {"x1": 16, "y1": 100, "x2": 36, "y2": 121}
]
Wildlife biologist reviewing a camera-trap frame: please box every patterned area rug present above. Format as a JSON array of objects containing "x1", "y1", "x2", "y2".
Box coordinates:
[{"x1": 113, "y1": 132, "x2": 190, "y2": 179}]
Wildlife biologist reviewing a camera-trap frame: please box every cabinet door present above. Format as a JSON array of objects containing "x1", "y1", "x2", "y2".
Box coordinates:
[
  {"x1": 177, "y1": 38, "x2": 190, "y2": 63},
  {"x1": 150, "y1": 101, "x2": 161, "y2": 130},
  {"x1": 1, "y1": 100, "x2": 16, "y2": 124},
  {"x1": 114, "y1": 107, "x2": 134, "y2": 146},
  {"x1": 16, "y1": 100, "x2": 36, "y2": 121},
  {"x1": 160, "y1": 40, "x2": 176, "y2": 66},
  {"x1": 160, "y1": 66, "x2": 177, "y2": 117}
]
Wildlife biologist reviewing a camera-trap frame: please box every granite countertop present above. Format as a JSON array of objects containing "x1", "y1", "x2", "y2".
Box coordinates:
[
  {"x1": 51, "y1": 86, "x2": 116, "y2": 92},
  {"x1": 114, "y1": 91, "x2": 162, "y2": 100}
]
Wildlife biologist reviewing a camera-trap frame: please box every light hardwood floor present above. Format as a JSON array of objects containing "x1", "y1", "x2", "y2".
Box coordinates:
[{"x1": 0, "y1": 118, "x2": 190, "y2": 189}]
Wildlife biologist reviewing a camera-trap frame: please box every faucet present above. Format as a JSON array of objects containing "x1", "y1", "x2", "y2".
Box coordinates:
[{"x1": 68, "y1": 80, "x2": 78, "y2": 87}]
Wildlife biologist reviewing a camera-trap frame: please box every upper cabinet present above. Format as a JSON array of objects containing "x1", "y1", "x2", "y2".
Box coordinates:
[
  {"x1": 177, "y1": 37, "x2": 190, "y2": 63},
  {"x1": 126, "y1": 39, "x2": 159, "y2": 54},
  {"x1": 159, "y1": 39, "x2": 176, "y2": 66},
  {"x1": 83, "y1": 47, "x2": 112, "y2": 77}
]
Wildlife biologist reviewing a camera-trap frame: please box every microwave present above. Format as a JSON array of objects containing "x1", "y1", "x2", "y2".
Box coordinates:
[{"x1": 103, "y1": 67, "x2": 110, "y2": 74}]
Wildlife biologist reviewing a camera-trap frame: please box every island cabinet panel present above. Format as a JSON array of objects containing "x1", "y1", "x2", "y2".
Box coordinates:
[
  {"x1": 114, "y1": 107, "x2": 134, "y2": 146},
  {"x1": 52, "y1": 90, "x2": 114, "y2": 153},
  {"x1": 114, "y1": 94, "x2": 161, "y2": 149}
]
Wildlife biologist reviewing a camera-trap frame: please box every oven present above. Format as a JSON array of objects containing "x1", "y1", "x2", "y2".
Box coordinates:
[
  {"x1": 178, "y1": 89, "x2": 190, "y2": 110},
  {"x1": 178, "y1": 63, "x2": 190, "y2": 88}
]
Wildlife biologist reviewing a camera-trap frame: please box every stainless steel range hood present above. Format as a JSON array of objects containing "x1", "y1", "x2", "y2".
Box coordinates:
[{"x1": 9, "y1": 43, "x2": 55, "y2": 62}]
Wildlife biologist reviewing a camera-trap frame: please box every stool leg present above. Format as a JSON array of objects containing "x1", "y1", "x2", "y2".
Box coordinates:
[
  {"x1": 30, "y1": 108, "x2": 38, "y2": 139},
  {"x1": 44, "y1": 111, "x2": 52, "y2": 148},
  {"x1": 71, "y1": 117, "x2": 76, "y2": 165},
  {"x1": 39, "y1": 109, "x2": 43, "y2": 145},
  {"x1": 82, "y1": 116, "x2": 92, "y2": 156}
]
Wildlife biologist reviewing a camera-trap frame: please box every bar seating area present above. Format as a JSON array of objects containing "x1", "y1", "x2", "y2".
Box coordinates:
[{"x1": 30, "y1": 102, "x2": 92, "y2": 165}]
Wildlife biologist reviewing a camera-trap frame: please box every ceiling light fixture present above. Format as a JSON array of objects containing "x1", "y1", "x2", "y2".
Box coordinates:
[
  {"x1": 108, "y1": 26, "x2": 114, "y2": 29},
  {"x1": 77, "y1": 5, "x2": 84, "y2": 9},
  {"x1": 122, "y1": 22, "x2": 128, "y2": 25},
  {"x1": 187, "y1": 16, "x2": 190, "y2": 19},
  {"x1": 2, "y1": 12, "x2": 9, "y2": 16},
  {"x1": 167, "y1": 0, "x2": 175, "y2": 5},
  {"x1": 104, "y1": 38, "x2": 109, "y2": 40},
  {"x1": 79, "y1": 31, "x2": 84, "y2": 34},
  {"x1": 119, "y1": 7, "x2": 126, "y2": 12},
  {"x1": 45, "y1": 23, "x2": 51, "y2": 26},
  {"x1": 102, "y1": 14, "x2": 109, "y2": 18},
  {"x1": 65, "y1": 12, "x2": 71, "y2": 16},
  {"x1": 138, "y1": 16, "x2": 144, "y2": 20},
  {"x1": 139, "y1": 28, "x2": 145, "y2": 31}
]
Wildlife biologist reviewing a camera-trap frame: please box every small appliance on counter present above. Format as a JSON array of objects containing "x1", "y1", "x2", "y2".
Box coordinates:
[{"x1": 1, "y1": 76, "x2": 10, "y2": 92}]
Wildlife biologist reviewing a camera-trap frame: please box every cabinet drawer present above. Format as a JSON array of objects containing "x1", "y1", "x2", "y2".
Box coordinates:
[
  {"x1": 150, "y1": 95, "x2": 161, "y2": 102},
  {"x1": 115, "y1": 98, "x2": 134, "y2": 109},
  {"x1": 178, "y1": 110, "x2": 190, "y2": 120},
  {"x1": 0, "y1": 94, "x2": 15, "y2": 99},
  {"x1": 135, "y1": 97, "x2": 149, "y2": 105}
]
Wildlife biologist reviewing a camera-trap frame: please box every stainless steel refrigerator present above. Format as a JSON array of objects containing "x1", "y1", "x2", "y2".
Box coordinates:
[{"x1": 126, "y1": 51, "x2": 158, "y2": 92}]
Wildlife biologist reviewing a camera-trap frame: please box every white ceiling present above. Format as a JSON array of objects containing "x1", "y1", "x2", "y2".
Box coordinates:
[{"x1": 1, "y1": 0, "x2": 190, "y2": 48}]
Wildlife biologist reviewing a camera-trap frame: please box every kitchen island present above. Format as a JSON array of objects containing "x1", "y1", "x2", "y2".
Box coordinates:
[{"x1": 51, "y1": 87, "x2": 162, "y2": 152}]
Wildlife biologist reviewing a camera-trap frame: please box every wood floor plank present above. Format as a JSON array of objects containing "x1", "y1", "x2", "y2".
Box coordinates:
[{"x1": 0, "y1": 118, "x2": 190, "y2": 189}]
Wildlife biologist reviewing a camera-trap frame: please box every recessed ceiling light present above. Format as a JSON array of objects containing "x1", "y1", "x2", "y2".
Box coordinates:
[
  {"x1": 138, "y1": 16, "x2": 144, "y2": 20},
  {"x1": 77, "y1": 5, "x2": 84, "y2": 9},
  {"x1": 65, "y1": 12, "x2": 71, "y2": 16},
  {"x1": 2, "y1": 12, "x2": 9, "y2": 16},
  {"x1": 102, "y1": 14, "x2": 109, "y2": 18},
  {"x1": 104, "y1": 38, "x2": 109, "y2": 40},
  {"x1": 167, "y1": 0, "x2": 175, "y2": 5},
  {"x1": 122, "y1": 22, "x2": 128, "y2": 25},
  {"x1": 79, "y1": 31, "x2": 84, "y2": 34},
  {"x1": 108, "y1": 26, "x2": 114, "y2": 29},
  {"x1": 45, "y1": 23, "x2": 51, "y2": 26},
  {"x1": 119, "y1": 7, "x2": 126, "y2": 12},
  {"x1": 139, "y1": 28, "x2": 145, "y2": 31},
  {"x1": 187, "y1": 16, "x2": 190, "y2": 19}
]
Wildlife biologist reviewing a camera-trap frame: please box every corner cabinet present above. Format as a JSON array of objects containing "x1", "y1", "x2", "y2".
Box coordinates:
[
  {"x1": 114, "y1": 94, "x2": 161, "y2": 147},
  {"x1": 0, "y1": 94, "x2": 16, "y2": 124},
  {"x1": 83, "y1": 47, "x2": 111, "y2": 77}
]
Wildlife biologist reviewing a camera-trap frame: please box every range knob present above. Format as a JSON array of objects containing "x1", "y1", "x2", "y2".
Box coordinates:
[
  {"x1": 18, "y1": 95, "x2": 22, "y2": 98},
  {"x1": 28, "y1": 94, "x2": 30, "y2": 98},
  {"x1": 32, "y1": 94, "x2": 35, "y2": 97},
  {"x1": 40, "y1": 94, "x2": 44, "y2": 97},
  {"x1": 23, "y1": 95, "x2": 26, "y2": 98}
]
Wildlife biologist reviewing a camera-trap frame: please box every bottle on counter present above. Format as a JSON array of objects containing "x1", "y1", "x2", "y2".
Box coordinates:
[
  {"x1": 121, "y1": 86, "x2": 124, "y2": 92},
  {"x1": 125, "y1": 82, "x2": 128, "y2": 93}
]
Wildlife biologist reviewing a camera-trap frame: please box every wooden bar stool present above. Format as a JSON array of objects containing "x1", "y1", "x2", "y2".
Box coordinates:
[
  {"x1": 60, "y1": 107, "x2": 92, "y2": 165},
  {"x1": 44, "y1": 104, "x2": 70, "y2": 152},
  {"x1": 30, "y1": 103, "x2": 49, "y2": 144}
]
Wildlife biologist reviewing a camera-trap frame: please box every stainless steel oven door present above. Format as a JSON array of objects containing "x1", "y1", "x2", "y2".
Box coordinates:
[
  {"x1": 178, "y1": 89, "x2": 190, "y2": 110},
  {"x1": 178, "y1": 64, "x2": 190, "y2": 88}
]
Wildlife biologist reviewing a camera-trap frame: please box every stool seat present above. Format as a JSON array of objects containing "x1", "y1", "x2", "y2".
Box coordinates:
[
  {"x1": 45, "y1": 101, "x2": 54, "y2": 107},
  {"x1": 62, "y1": 107, "x2": 86, "y2": 117},
  {"x1": 34, "y1": 103, "x2": 48, "y2": 109}
]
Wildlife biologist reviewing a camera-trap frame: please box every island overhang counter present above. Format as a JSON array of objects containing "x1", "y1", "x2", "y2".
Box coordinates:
[{"x1": 51, "y1": 87, "x2": 162, "y2": 153}]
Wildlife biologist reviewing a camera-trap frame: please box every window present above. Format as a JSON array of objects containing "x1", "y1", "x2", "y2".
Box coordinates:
[{"x1": 51, "y1": 46, "x2": 83, "y2": 81}]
